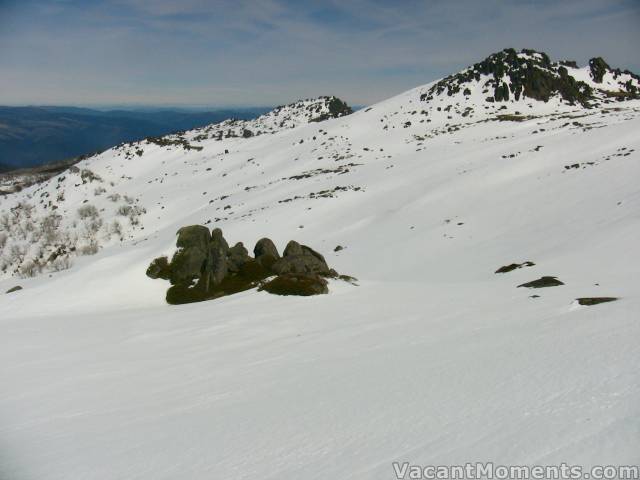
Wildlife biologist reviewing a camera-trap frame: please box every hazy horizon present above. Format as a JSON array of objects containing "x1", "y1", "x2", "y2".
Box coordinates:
[{"x1": 0, "y1": 103, "x2": 277, "y2": 111}]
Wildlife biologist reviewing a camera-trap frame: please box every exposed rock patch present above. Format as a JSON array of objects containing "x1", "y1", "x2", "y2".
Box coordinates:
[
  {"x1": 271, "y1": 241, "x2": 332, "y2": 276},
  {"x1": 517, "y1": 276, "x2": 564, "y2": 288},
  {"x1": 5, "y1": 285, "x2": 22, "y2": 294},
  {"x1": 253, "y1": 237, "x2": 280, "y2": 268},
  {"x1": 495, "y1": 261, "x2": 535, "y2": 274},
  {"x1": 576, "y1": 297, "x2": 618, "y2": 306}
]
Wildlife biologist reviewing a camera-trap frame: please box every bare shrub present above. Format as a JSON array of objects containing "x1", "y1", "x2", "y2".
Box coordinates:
[
  {"x1": 50, "y1": 256, "x2": 72, "y2": 272},
  {"x1": 78, "y1": 204, "x2": 99, "y2": 219},
  {"x1": 84, "y1": 217, "x2": 103, "y2": 235},
  {"x1": 107, "y1": 193, "x2": 121, "y2": 202},
  {"x1": 110, "y1": 220, "x2": 124, "y2": 240},
  {"x1": 19, "y1": 260, "x2": 40, "y2": 278},
  {"x1": 78, "y1": 240, "x2": 99, "y2": 256},
  {"x1": 41, "y1": 214, "x2": 62, "y2": 245},
  {"x1": 94, "y1": 186, "x2": 107, "y2": 196},
  {"x1": 0, "y1": 213, "x2": 10, "y2": 231},
  {"x1": 116, "y1": 205, "x2": 131, "y2": 216},
  {"x1": 12, "y1": 201, "x2": 35, "y2": 219},
  {"x1": 8, "y1": 244, "x2": 25, "y2": 264},
  {"x1": 80, "y1": 169, "x2": 102, "y2": 183},
  {"x1": 13, "y1": 217, "x2": 35, "y2": 241},
  {"x1": 117, "y1": 204, "x2": 145, "y2": 226}
]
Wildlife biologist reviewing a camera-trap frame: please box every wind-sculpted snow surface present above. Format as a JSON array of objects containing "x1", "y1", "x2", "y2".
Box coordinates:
[{"x1": 1, "y1": 51, "x2": 640, "y2": 479}]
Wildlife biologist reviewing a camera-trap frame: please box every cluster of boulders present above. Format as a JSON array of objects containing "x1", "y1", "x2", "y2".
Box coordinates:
[{"x1": 146, "y1": 225, "x2": 343, "y2": 304}]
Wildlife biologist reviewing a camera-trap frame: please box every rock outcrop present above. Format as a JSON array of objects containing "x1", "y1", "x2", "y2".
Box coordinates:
[
  {"x1": 420, "y1": 48, "x2": 640, "y2": 106},
  {"x1": 227, "y1": 242, "x2": 251, "y2": 273},
  {"x1": 253, "y1": 237, "x2": 280, "y2": 269},
  {"x1": 271, "y1": 240, "x2": 332, "y2": 275},
  {"x1": 517, "y1": 276, "x2": 564, "y2": 288},
  {"x1": 147, "y1": 226, "x2": 345, "y2": 304}
]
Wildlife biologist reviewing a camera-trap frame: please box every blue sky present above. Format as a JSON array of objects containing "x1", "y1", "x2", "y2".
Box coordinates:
[{"x1": 1, "y1": 0, "x2": 639, "y2": 107}]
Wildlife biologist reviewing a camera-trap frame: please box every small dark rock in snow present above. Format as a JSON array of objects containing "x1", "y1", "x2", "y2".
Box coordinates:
[
  {"x1": 517, "y1": 276, "x2": 564, "y2": 288},
  {"x1": 495, "y1": 261, "x2": 535, "y2": 274},
  {"x1": 6, "y1": 285, "x2": 23, "y2": 294},
  {"x1": 576, "y1": 297, "x2": 618, "y2": 306}
]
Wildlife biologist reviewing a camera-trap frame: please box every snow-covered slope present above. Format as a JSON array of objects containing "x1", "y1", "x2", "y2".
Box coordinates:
[{"x1": 1, "y1": 50, "x2": 639, "y2": 479}]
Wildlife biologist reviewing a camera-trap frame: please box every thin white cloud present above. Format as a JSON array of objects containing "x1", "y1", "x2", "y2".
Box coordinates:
[{"x1": 0, "y1": 0, "x2": 638, "y2": 106}]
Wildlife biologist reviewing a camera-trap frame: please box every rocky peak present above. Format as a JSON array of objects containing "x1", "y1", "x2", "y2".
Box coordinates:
[
  {"x1": 271, "y1": 95, "x2": 353, "y2": 123},
  {"x1": 184, "y1": 96, "x2": 352, "y2": 142},
  {"x1": 420, "y1": 48, "x2": 640, "y2": 107}
]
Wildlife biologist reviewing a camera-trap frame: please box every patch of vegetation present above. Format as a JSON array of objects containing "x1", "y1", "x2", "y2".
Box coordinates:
[
  {"x1": 309, "y1": 97, "x2": 353, "y2": 122},
  {"x1": 494, "y1": 114, "x2": 536, "y2": 122},
  {"x1": 146, "y1": 136, "x2": 203, "y2": 151},
  {"x1": 588, "y1": 57, "x2": 609, "y2": 83},
  {"x1": 77, "y1": 204, "x2": 99, "y2": 220},
  {"x1": 259, "y1": 273, "x2": 328, "y2": 296},
  {"x1": 80, "y1": 169, "x2": 102, "y2": 184},
  {"x1": 165, "y1": 259, "x2": 272, "y2": 305}
]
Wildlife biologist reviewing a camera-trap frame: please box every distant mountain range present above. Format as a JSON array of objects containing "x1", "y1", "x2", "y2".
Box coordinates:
[{"x1": 0, "y1": 106, "x2": 272, "y2": 171}]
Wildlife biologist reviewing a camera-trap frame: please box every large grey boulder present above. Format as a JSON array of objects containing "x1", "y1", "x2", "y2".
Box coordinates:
[
  {"x1": 146, "y1": 256, "x2": 170, "y2": 280},
  {"x1": 206, "y1": 228, "x2": 229, "y2": 287},
  {"x1": 170, "y1": 225, "x2": 212, "y2": 285},
  {"x1": 227, "y1": 242, "x2": 251, "y2": 273},
  {"x1": 211, "y1": 228, "x2": 230, "y2": 253},
  {"x1": 253, "y1": 237, "x2": 280, "y2": 268},
  {"x1": 169, "y1": 225, "x2": 231, "y2": 289},
  {"x1": 176, "y1": 225, "x2": 211, "y2": 251},
  {"x1": 170, "y1": 247, "x2": 207, "y2": 286},
  {"x1": 282, "y1": 240, "x2": 304, "y2": 257},
  {"x1": 271, "y1": 240, "x2": 330, "y2": 275}
]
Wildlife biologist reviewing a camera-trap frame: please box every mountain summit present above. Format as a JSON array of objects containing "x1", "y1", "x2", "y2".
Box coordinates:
[{"x1": 422, "y1": 48, "x2": 640, "y2": 107}]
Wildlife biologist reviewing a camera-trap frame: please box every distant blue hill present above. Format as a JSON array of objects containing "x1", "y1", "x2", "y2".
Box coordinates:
[{"x1": 0, "y1": 106, "x2": 271, "y2": 170}]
